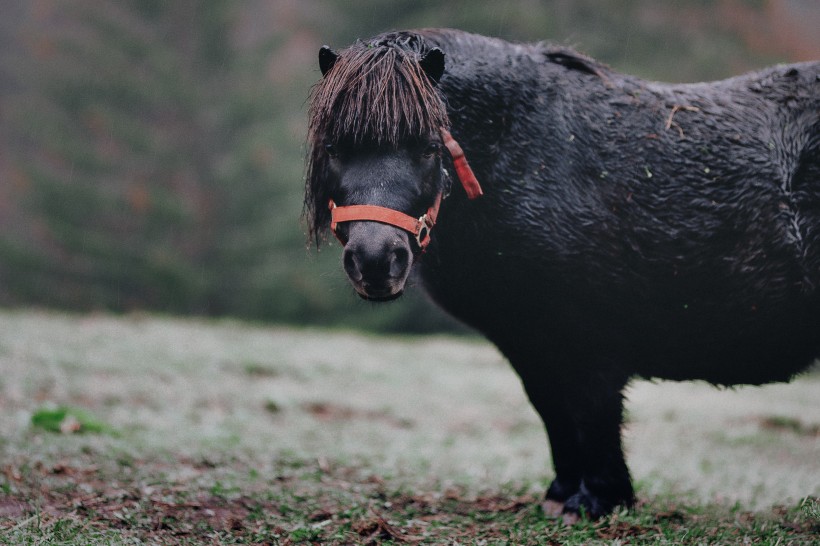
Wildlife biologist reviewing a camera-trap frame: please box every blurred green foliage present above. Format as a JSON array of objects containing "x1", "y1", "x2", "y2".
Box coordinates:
[{"x1": 0, "y1": 0, "x2": 816, "y2": 333}]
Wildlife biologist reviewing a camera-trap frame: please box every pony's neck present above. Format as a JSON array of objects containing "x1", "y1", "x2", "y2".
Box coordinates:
[{"x1": 420, "y1": 29, "x2": 554, "y2": 189}]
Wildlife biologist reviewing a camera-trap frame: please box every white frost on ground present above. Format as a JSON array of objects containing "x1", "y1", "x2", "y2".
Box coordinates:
[{"x1": 0, "y1": 310, "x2": 816, "y2": 509}]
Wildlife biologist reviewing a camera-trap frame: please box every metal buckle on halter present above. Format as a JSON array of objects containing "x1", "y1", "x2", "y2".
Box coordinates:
[{"x1": 415, "y1": 213, "x2": 434, "y2": 247}]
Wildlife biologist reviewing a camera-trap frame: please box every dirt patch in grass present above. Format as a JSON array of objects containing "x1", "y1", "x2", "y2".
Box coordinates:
[{"x1": 758, "y1": 415, "x2": 820, "y2": 437}]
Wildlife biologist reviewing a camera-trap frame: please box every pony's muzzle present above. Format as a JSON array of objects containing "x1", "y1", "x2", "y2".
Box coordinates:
[{"x1": 341, "y1": 223, "x2": 413, "y2": 301}]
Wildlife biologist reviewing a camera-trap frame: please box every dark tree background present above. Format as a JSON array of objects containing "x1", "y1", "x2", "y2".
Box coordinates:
[{"x1": 1, "y1": 0, "x2": 818, "y2": 332}]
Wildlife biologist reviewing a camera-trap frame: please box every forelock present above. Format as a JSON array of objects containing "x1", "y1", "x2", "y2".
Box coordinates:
[{"x1": 307, "y1": 37, "x2": 449, "y2": 147}]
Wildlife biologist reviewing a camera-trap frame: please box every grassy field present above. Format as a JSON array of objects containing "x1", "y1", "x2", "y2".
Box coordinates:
[{"x1": 0, "y1": 309, "x2": 817, "y2": 544}]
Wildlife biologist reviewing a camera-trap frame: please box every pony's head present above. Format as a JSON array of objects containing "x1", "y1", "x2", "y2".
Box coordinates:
[{"x1": 304, "y1": 32, "x2": 451, "y2": 301}]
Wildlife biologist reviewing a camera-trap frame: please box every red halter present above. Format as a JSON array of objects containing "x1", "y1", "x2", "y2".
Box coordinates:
[{"x1": 329, "y1": 127, "x2": 482, "y2": 250}]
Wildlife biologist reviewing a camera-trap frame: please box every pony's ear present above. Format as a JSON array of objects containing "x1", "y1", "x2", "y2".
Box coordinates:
[
  {"x1": 319, "y1": 45, "x2": 338, "y2": 76},
  {"x1": 419, "y1": 47, "x2": 445, "y2": 84}
]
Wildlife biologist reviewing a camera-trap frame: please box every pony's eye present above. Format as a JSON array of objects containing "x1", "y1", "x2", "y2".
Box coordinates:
[
  {"x1": 422, "y1": 143, "x2": 440, "y2": 158},
  {"x1": 324, "y1": 143, "x2": 339, "y2": 158}
]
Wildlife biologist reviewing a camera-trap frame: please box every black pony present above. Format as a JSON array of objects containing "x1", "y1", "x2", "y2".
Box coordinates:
[{"x1": 305, "y1": 29, "x2": 820, "y2": 519}]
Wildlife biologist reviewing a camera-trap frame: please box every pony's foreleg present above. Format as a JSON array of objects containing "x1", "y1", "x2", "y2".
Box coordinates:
[
  {"x1": 520, "y1": 382, "x2": 582, "y2": 511},
  {"x1": 560, "y1": 373, "x2": 634, "y2": 520},
  {"x1": 518, "y1": 366, "x2": 634, "y2": 520}
]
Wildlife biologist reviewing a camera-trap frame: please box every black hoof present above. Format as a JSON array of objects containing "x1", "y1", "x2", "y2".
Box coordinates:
[
  {"x1": 562, "y1": 482, "x2": 634, "y2": 519},
  {"x1": 545, "y1": 476, "x2": 580, "y2": 503}
]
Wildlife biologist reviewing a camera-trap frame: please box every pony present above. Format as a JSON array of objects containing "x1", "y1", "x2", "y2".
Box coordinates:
[{"x1": 304, "y1": 28, "x2": 820, "y2": 519}]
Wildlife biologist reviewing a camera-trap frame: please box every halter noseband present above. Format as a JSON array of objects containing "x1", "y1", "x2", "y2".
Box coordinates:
[{"x1": 329, "y1": 127, "x2": 482, "y2": 251}]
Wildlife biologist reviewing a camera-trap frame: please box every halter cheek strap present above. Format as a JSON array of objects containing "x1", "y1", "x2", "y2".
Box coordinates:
[
  {"x1": 329, "y1": 127, "x2": 482, "y2": 251},
  {"x1": 440, "y1": 127, "x2": 482, "y2": 200}
]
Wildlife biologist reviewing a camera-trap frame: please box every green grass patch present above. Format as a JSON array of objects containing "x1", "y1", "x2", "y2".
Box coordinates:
[{"x1": 30, "y1": 406, "x2": 116, "y2": 435}]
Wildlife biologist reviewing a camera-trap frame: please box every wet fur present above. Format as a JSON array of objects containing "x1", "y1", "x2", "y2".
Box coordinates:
[{"x1": 305, "y1": 29, "x2": 820, "y2": 517}]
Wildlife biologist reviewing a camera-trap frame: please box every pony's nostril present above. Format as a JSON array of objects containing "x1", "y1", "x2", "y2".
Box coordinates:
[
  {"x1": 389, "y1": 246, "x2": 410, "y2": 277},
  {"x1": 343, "y1": 249, "x2": 363, "y2": 282}
]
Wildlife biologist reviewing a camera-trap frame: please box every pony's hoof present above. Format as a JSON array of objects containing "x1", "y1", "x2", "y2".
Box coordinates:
[
  {"x1": 562, "y1": 511, "x2": 581, "y2": 526},
  {"x1": 541, "y1": 499, "x2": 564, "y2": 517},
  {"x1": 562, "y1": 485, "x2": 633, "y2": 520}
]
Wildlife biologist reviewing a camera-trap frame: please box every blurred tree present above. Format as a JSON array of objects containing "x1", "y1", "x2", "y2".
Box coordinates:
[
  {"x1": 0, "y1": 0, "x2": 817, "y2": 334},
  {"x1": 0, "y1": 0, "x2": 281, "y2": 315}
]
